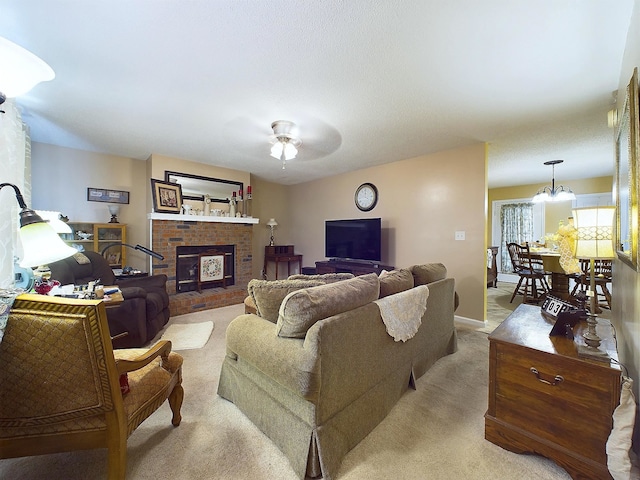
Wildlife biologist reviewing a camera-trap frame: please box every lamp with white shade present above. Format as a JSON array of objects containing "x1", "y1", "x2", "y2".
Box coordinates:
[
  {"x1": 267, "y1": 218, "x2": 278, "y2": 246},
  {"x1": 0, "y1": 36, "x2": 55, "y2": 107},
  {"x1": 108, "y1": 205, "x2": 120, "y2": 223},
  {"x1": 1, "y1": 184, "x2": 76, "y2": 278},
  {"x1": 572, "y1": 206, "x2": 616, "y2": 352}
]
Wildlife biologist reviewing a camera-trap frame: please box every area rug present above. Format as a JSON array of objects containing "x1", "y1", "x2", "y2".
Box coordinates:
[{"x1": 159, "y1": 321, "x2": 214, "y2": 350}]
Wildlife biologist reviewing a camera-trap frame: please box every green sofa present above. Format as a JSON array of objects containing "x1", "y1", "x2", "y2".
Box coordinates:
[{"x1": 217, "y1": 264, "x2": 458, "y2": 479}]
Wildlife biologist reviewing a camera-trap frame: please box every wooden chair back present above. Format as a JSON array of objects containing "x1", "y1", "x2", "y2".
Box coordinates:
[
  {"x1": 0, "y1": 295, "x2": 126, "y2": 467},
  {"x1": 0, "y1": 294, "x2": 183, "y2": 479}
]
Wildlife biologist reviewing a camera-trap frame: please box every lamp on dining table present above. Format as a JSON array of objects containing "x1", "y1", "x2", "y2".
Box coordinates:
[{"x1": 572, "y1": 206, "x2": 616, "y2": 352}]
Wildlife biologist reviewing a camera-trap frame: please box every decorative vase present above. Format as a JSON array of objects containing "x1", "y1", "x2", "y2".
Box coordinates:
[{"x1": 204, "y1": 194, "x2": 211, "y2": 216}]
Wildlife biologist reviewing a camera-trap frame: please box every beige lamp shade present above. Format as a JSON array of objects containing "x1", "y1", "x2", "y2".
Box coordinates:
[
  {"x1": 19, "y1": 221, "x2": 77, "y2": 267},
  {"x1": 572, "y1": 207, "x2": 616, "y2": 260}
]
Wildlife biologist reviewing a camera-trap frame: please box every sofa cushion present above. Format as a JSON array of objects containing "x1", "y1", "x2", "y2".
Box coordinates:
[
  {"x1": 378, "y1": 268, "x2": 414, "y2": 298},
  {"x1": 287, "y1": 272, "x2": 355, "y2": 283},
  {"x1": 248, "y1": 279, "x2": 324, "y2": 323},
  {"x1": 410, "y1": 263, "x2": 447, "y2": 286},
  {"x1": 276, "y1": 273, "x2": 380, "y2": 338}
]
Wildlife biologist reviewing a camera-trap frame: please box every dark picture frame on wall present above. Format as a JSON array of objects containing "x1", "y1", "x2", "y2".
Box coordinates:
[
  {"x1": 87, "y1": 187, "x2": 130, "y2": 204},
  {"x1": 615, "y1": 67, "x2": 639, "y2": 270},
  {"x1": 151, "y1": 178, "x2": 183, "y2": 214}
]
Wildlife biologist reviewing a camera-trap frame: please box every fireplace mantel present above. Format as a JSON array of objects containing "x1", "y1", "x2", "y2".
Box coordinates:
[{"x1": 148, "y1": 212, "x2": 260, "y2": 224}]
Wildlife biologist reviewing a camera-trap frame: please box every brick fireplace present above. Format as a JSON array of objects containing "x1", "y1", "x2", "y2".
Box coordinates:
[{"x1": 149, "y1": 214, "x2": 258, "y2": 316}]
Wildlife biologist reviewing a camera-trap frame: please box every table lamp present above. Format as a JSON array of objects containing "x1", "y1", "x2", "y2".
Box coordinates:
[
  {"x1": 267, "y1": 218, "x2": 278, "y2": 246},
  {"x1": 572, "y1": 206, "x2": 615, "y2": 351},
  {"x1": 1, "y1": 183, "x2": 76, "y2": 277}
]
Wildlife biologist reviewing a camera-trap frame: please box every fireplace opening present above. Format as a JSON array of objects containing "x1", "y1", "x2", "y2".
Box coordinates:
[{"x1": 176, "y1": 245, "x2": 235, "y2": 292}]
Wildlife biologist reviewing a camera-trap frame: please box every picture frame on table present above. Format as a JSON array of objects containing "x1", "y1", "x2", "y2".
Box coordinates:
[
  {"x1": 615, "y1": 67, "x2": 639, "y2": 270},
  {"x1": 151, "y1": 179, "x2": 183, "y2": 214}
]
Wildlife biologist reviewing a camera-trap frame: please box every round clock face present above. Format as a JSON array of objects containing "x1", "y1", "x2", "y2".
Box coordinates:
[{"x1": 355, "y1": 183, "x2": 378, "y2": 211}]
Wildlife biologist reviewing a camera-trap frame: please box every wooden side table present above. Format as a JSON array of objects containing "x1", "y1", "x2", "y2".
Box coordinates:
[
  {"x1": 264, "y1": 245, "x2": 302, "y2": 280},
  {"x1": 485, "y1": 303, "x2": 621, "y2": 479}
]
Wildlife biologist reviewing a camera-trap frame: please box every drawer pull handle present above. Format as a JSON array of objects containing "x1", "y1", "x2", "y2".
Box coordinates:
[{"x1": 530, "y1": 367, "x2": 564, "y2": 386}]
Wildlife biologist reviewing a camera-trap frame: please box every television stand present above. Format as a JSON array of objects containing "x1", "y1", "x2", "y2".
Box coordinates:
[{"x1": 315, "y1": 259, "x2": 394, "y2": 276}]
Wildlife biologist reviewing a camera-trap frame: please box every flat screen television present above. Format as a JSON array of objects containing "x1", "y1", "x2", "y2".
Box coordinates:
[{"x1": 325, "y1": 218, "x2": 382, "y2": 262}]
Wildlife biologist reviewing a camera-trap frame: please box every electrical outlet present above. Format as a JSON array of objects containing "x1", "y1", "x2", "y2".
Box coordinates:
[{"x1": 455, "y1": 231, "x2": 465, "y2": 241}]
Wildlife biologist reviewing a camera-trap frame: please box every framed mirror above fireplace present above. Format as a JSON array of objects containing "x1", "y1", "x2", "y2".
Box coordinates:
[{"x1": 165, "y1": 171, "x2": 243, "y2": 203}]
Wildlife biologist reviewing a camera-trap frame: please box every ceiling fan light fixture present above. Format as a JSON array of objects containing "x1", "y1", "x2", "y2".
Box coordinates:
[{"x1": 269, "y1": 120, "x2": 302, "y2": 168}]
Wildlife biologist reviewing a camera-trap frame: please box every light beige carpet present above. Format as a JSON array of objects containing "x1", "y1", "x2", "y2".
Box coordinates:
[
  {"x1": 159, "y1": 321, "x2": 214, "y2": 350},
  {"x1": 0, "y1": 303, "x2": 572, "y2": 480}
]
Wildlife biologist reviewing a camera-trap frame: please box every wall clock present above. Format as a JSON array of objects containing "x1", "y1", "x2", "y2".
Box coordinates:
[{"x1": 355, "y1": 183, "x2": 378, "y2": 211}]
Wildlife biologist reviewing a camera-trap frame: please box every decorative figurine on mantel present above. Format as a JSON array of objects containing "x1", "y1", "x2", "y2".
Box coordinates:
[
  {"x1": 229, "y1": 193, "x2": 237, "y2": 217},
  {"x1": 245, "y1": 185, "x2": 252, "y2": 217},
  {"x1": 204, "y1": 194, "x2": 211, "y2": 216}
]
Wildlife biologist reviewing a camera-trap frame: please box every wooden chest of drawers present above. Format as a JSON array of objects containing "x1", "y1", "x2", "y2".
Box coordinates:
[{"x1": 485, "y1": 304, "x2": 621, "y2": 479}]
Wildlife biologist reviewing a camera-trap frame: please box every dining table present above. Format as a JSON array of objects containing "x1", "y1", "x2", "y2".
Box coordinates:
[{"x1": 529, "y1": 248, "x2": 571, "y2": 301}]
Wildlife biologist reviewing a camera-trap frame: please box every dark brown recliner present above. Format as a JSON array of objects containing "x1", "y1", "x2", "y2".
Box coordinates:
[{"x1": 48, "y1": 251, "x2": 170, "y2": 348}]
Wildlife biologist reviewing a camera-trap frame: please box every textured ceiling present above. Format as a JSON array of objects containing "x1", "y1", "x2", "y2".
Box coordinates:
[{"x1": 1, "y1": 0, "x2": 634, "y2": 187}]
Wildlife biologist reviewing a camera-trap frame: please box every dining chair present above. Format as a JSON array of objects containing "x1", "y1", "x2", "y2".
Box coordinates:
[
  {"x1": 570, "y1": 258, "x2": 612, "y2": 310},
  {"x1": 506, "y1": 242, "x2": 550, "y2": 304}
]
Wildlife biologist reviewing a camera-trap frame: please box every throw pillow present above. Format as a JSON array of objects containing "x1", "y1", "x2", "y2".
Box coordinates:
[
  {"x1": 276, "y1": 273, "x2": 380, "y2": 338},
  {"x1": 248, "y1": 279, "x2": 324, "y2": 323},
  {"x1": 410, "y1": 263, "x2": 447, "y2": 286},
  {"x1": 378, "y1": 268, "x2": 414, "y2": 298},
  {"x1": 73, "y1": 252, "x2": 91, "y2": 264},
  {"x1": 288, "y1": 272, "x2": 355, "y2": 283}
]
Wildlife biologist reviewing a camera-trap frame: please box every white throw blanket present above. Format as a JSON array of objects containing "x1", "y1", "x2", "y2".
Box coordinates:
[{"x1": 374, "y1": 285, "x2": 429, "y2": 342}]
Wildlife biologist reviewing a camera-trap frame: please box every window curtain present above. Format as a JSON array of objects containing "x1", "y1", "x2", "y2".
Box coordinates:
[
  {"x1": 0, "y1": 99, "x2": 31, "y2": 288},
  {"x1": 500, "y1": 202, "x2": 534, "y2": 273}
]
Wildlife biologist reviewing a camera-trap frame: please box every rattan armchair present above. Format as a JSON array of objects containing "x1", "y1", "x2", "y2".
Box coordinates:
[{"x1": 0, "y1": 294, "x2": 184, "y2": 479}]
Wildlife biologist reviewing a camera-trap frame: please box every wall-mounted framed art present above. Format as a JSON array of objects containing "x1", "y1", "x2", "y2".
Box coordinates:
[
  {"x1": 87, "y1": 187, "x2": 130, "y2": 204},
  {"x1": 615, "y1": 67, "x2": 639, "y2": 270},
  {"x1": 151, "y1": 179, "x2": 183, "y2": 214}
]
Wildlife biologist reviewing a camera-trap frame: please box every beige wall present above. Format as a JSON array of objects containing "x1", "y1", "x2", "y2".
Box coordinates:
[
  {"x1": 488, "y1": 176, "x2": 613, "y2": 242},
  {"x1": 287, "y1": 143, "x2": 488, "y2": 322},
  {"x1": 148, "y1": 153, "x2": 251, "y2": 222},
  {"x1": 30, "y1": 143, "x2": 150, "y2": 271},
  {"x1": 613, "y1": 0, "x2": 640, "y2": 433},
  {"x1": 32, "y1": 142, "x2": 487, "y2": 322},
  {"x1": 248, "y1": 176, "x2": 290, "y2": 279}
]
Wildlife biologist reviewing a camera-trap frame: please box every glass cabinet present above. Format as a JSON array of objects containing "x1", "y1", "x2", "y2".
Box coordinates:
[{"x1": 62, "y1": 222, "x2": 127, "y2": 268}]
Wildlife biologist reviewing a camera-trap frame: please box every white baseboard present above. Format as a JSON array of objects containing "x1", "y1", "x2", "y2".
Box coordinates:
[{"x1": 454, "y1": 314, "x2": 485, "y2": 329}]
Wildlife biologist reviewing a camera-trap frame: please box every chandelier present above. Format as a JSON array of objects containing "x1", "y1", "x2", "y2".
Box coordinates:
[
  {"x1": 532, "y1": 160, "x2": 576, "y2": 203},
  {"x1": 270, "y1": 120, "x2": 302, "y2": 169}
]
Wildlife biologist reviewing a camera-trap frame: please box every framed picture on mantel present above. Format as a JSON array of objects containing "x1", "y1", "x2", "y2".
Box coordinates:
[{"x1": 151, "y1": 179, "x2": 183, "y2": 214}]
